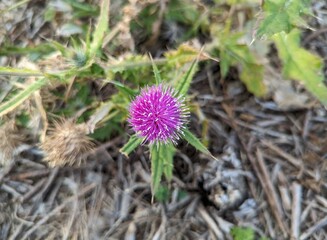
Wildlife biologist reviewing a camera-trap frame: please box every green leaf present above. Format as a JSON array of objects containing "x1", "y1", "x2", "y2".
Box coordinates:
[
  {"x1": 212, "y1": 25, "x2": 266, "y2": 97},
  {"x1": 257, "y1": 0, "x2": 312, "y2": 38},
  {"x1": 0, "y1": 44, "x2": 56, "y2": 57},
  {"x1": 154, "y1": 185, "x2": 170, "y2": 203},
  {"x1": 165, "y1": 44, "x2": 208, "y2": 67},
  {"x1": 120, "y1": 134, "x2": 143, "y2": 156},
  {"x1": 273, "y1": 29, "x2": 327, "y2": 105},
  {"x1": 89, "y1": 0, "x2": 109, "y2": 57},
  {"x1": 183, "y1": 129, "x2": 214, "y2": 158},
  {"x1": 105, "y1": 54, "x2": 166, "y2": 85},
  {"x1": 149, "y1": 143, "x2": 176, "y2": 195},
  {"x1": 0, "y1": 78, "x2": 48, "y2": 117},
  {"x1": 150, "y1": 55, "x2": 162, "y2": 85},
  {"x1": 162, "y1": 143, "x2": 176, "y2": 181},
  {"x1": 232, "y1": 44, "x2": 266, "y2": 97},
  {"x1": 106, "y1": 80, "x2": 138, "y2": 98},
  {"x1": 65, "y1": 0, "x2": 99, "y2": 18},
  {"x1": 165, "y1": 0, "x2": 208, "y2": 40},
  {"x1": 239, "y1": 64, "x2": 266, "y2": 97},
  {"x1": 175, "y1": 59, "x2": 198, "y2": 96},
  {"x1": 231, "y1": 227, "x2": 255, "y2": 240},
  {"x1": 150, "y1": 144, "x2": 164, "y2": 195},
  {"x1": 0, "y1": 66, "x2": 44, "y2": 77},
  {"x1": 49, "y1": 41, "x2": 70, "y2": 56}
]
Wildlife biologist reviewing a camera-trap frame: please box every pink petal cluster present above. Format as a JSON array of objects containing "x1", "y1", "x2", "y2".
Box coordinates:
[{"x1": 129, "y1": 85, "x2": 188, "y2": 144}]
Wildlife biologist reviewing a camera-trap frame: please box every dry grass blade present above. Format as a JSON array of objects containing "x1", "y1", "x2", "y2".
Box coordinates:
[
  {"x1": 9, "y1": 169, "x2": 50, "y2": 180},
  {"x1": 291, "y1": 182, "x2": 302, "y2": 239},
  {"x1": 255, "y1": 148, "x2": 288, "y2": 236},
  {"x1": 33, "y1": 90, "x2": 48, "y2": 142},
  {"x1": 35, "y1": 167, "x2": 59, "y2": 201},
  {"x1": 262, "y1": 140, "x2": 324, "y2": 185},
  {"x1": 19, "y1": 178, "x2": 46, "y2": 203},
  {"x1": 300, "y1": 215, "x2": 327, "y2": 240},
  {"x1": 198, "y1": 205, "x2": 224, "y2": 239},
  {"x1": 20, "y1": 183, "x2": 96, "y2": 240},
  {"x1": 124, "y1": 222, "x2": 136, "y2": 240},
  {"x1": 261, "y1": 140, "x2": 301, "y2": 168}
]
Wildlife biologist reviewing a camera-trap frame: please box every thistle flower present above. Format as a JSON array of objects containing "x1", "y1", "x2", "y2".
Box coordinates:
[
  {"x1": 40, "y1": 120, "x2": 94, "y2": 167},
  {"x1": 129, "y1": 84, "x2": 188, "y2": 145}
]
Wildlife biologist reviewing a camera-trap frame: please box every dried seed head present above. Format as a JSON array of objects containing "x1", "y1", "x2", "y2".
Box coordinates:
[
  {"x1": 41, "y1": 120, "x2": 94, "y2": 167},
  {"x1": 0, "y1": 121, "x2": 22, "y2": 166},
  {"x1": 129, "y1": 84, "x2": 189, "y2": 145}
]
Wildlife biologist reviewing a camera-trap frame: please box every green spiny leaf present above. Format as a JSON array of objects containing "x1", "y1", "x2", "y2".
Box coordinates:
[
  {"x1": 0, "y1": 66, "x2": 44, "y2": 77},
  {"x1": 183, "y1": 129, "x2": 215, "y2": 159},
  {"x1": 65, "y1": 0, "x2": 99, "y2": 18},
  {"x1": 162, "y1": 143, "x2": 176, "y2": 181},
  {"x1": 257, "y1": 0, "x2": 312, "y2": 38},
  {"x1": 0, "y1": 78, "x2": 48, "y2": 117},
  {"x1": 175, "y1": 59, "x2": 198, "y2": 96},
  {"x1": 120, "y1": 134, "x2": 143, "y2": 157},
  {"x1": 154, "y1": 185, "x2": 170, "y2": 203},
  {"x1": 213, "y1": 25, "x2": 267, "y2": 97},
  {"x1": 273, "y1": 29, "x2": 327, "y2": 105},
  {"x1": 150, "y1": 55, "x2": 162, "y2": 85},
  {"x1": 150, "y1": 144, "x2": 164, "y2": 195},
  {"x1": 89, "y1": 0, "x2": 109, "y2": 57},
  {"x1": 49, "y1": 40, "x2": 70, "y2": 55},
  {"x1": 165, "y1": 44, "x2": 207, "y2": 67},
  {"x1": 0, "y1": 43, "x2": 55, "y2": 57},
  {"x1": 106, "y1": 80, "x2": 138, "y2": 98}
]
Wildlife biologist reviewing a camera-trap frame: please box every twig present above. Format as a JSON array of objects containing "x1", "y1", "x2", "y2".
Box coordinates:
[
  {"x1": 300, "y1": 215, "x2": 327, "y2": 240},
  {"x1": 153, "y1": 205, "x2": 167, "y2": 240},
  {"x1": 19, "y1": 178, "x2": 46, "y2": 203},
  {"x1": 124, "y1": 222, "x2": 137, "y2": 240},
  {"x1": 303, "y1": 27, "x2": 327, "y2": 45},
  {"x1": 256, "y1": 149, "x2": 288, "y2": 236},
  {"x1": 1, "y1": 183, "x2": 22, "y2": 198},
  {"x1": 21, "y1": 183, "x2": 96, "y2": 240},
  {"x1": 291, "y1": 182, "x2": 302, "y2": 240},
  {"x1": 33, "y1": 90, "x2": 48, "y2": 142},
  {"x1": 36, "y1": 167, "x2": 59, "y2": 201},
  {"x1": 62, "y1": 194, "x2": 79, "y2": 240},
  {"x1": 262, "y1": 140, "x2": 327, "y2": 189},
  {"x1": 278, "y1": 172, "x2": 291, "y2": 211},
  {"x1": 213, "y1": 109, "x2": 294, "y2": 141},
  {"x1": 261, "y1": 140, "x2": 301, "y2": 168},
  {"x1": 9, "y1": 169, "x2": 50, "y2": 180},
  {"x1": 198, "y1": 205, "x2": 224, "y2": 239},
  {"x1": 302, "y1": 110, "x2": 311, "y2": 139},
  {"x1": 0, "y1": 161, "x2": 15, "y2": 182}
]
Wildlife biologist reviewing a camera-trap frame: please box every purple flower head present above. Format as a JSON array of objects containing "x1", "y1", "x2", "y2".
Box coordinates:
[{"x1": 129, "y1": 84, "x2": 188, "y2": 145}]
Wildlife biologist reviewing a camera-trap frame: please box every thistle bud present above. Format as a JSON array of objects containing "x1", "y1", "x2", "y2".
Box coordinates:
[{"x1": 41, "y1": 120, "x2": 94, "y2": 167}]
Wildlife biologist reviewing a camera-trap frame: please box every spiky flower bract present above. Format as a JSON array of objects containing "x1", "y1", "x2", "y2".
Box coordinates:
[
  {"x1": 129, "y1": 84, "x2": 188, "y2": 145},
  {"x1": 41, "y1": 120, "x2": 94, "y2": 167}
]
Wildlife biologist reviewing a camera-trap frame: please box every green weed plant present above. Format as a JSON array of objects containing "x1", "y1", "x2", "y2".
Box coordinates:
[{"x1": 0, "y1": 0, "x2": 324, "y2": 205}]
